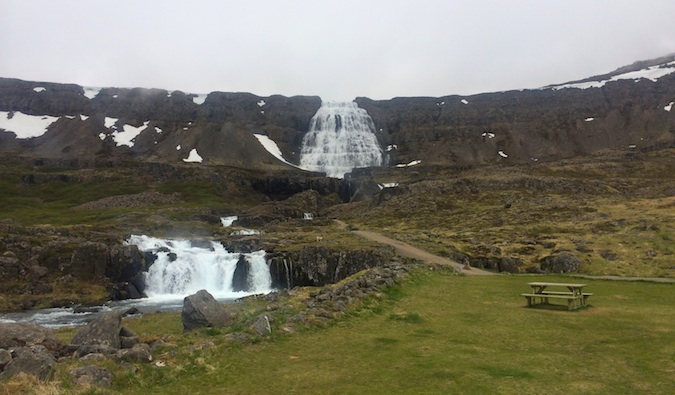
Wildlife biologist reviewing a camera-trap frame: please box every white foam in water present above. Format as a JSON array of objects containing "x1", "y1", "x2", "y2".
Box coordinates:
[
  {"x1": 126, "y1": 235, "x2": 271, "y2": 301},
  {"x1": 299, "y1": 101, "x2": 383, "y2": 178}
]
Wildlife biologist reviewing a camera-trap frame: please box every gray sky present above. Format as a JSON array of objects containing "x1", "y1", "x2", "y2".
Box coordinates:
[{"x1": 1, "y1": 0, "x2": 674, "y2": 101}]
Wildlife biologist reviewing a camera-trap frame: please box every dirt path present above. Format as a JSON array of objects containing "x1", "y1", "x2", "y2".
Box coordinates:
[
  {"x1": 334, "y1": 220, "x2": 493, "y2": 276},
  {"x1": 335, "y1": 220, "x2": 674, "y2": 283}
]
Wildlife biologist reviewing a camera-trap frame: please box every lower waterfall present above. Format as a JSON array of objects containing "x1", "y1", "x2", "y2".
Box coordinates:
[
  {"x1": 126, "y1": 235, "x2": 272, "y2": 299},
  {"x1": 299, "y1": 101, "x2": 383, "y2": 178}
]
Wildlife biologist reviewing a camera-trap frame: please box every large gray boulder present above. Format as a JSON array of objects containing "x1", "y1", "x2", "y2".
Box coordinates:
[
  {"x1": 0, "y1": 322, "x2": 62, "y2": 352},
  {"x1": 540, "y1": 252, "x2": 582, "y2": 273},
  {"x1": 181, "y1": 290, "x2": 234, "y2": 332},
  {"x1": 70, "y1": 311, "x2": 122, "y2": 350}
]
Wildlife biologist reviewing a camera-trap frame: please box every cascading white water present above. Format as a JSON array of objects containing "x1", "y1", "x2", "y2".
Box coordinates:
[
  {"x1": 126, "y1": 235, "x2": 272, "y2": 300},
  {"x1": 299, "y1": 101, "x2": 383, "y2": 178}
]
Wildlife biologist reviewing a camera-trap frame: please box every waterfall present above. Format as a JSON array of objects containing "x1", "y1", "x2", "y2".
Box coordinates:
[
  {"x1": 126, "y1": 235, "x2": 272, "y2": 300},
  {"x1": 299, "y1": 101, "x2": 383, "y2": 178}
]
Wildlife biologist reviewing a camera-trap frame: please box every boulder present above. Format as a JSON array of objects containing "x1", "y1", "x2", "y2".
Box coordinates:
[
  {"x1": 70, "y1": 365, "x2": 113, "y2": 387},
  {"x1": 70, "y1": 311, "x2": 122, "y2": 350},
  {"x1": 0, "y1": 322, "x2": 62, "y2": 352},
  {"x1": 540, "y1": 252, "x2": 582, "y2": 273},
  {"x1": 116, "y1": 343, "x2": 152, "y2": 363},
  {"x1": 0, "y1": 349, "x2": 11, "y2": 369},
  {"x1": 181, "y1": 289, "x2": 234, "y2": 332},
  {"x1": 0, "y1": 345, "x2": 55, "y2": 381},
  {"x1": 249, "y1": 314, "x2": 272, "y2": 337}
]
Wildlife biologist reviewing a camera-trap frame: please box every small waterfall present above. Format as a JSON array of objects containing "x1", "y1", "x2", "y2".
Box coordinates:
[
  {"x1": 299, "y1": 101, "x2": 383, "y2": 178},
  {"x1": 126, "y1": 235, "x2": 272, "y2": 299}
]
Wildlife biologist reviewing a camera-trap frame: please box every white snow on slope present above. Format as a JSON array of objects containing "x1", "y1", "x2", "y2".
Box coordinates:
[
  {"x1": 482, "y1": 132, "x2": 495, "y2": 139},
  {"x1": 257, "y1": 100, "x2": 266, "y2": 107},
  {"x1": 112, "y1": 122, "x2": 149, "y2": 147},
  {"x1": 665, "y1": 102, "x2": 674, "y2": 112},
  {"x1": 378, "y1": 182, "x2": 399, "y2": 189},
  {"x1": 220, "y1": 216, "x2": 238, "y2": 227},
  {"x1": 183, "y1": 148, "x2": 203, "y2": 163},
  {"x1": 104, "y1": 117, "x2": 118, "y2": 129},
  {"x1": 253, "y1": 134, "x2": 302, "y2": 168},
  {"x1": 192, "y1": 94, "x2": 207, "y2": 105},
  {"x1": 386, "y1": 144, "x2": 398, "y2": 151},
  {"x1": 396, "y1": 160, "x2": 421, "y2": 168},
  {"x1": 550, "y1": 61, "x2": 675, "y2": 90},
  {"x1": 498, "y1": 150, "x2": 508, "y2": 158},
  {"x1": 33, "y1": 87, "x2": 46, "y2": 93},
  {"x1": 461, "y1": 99, "x2": 468, "y2": 104},
  {"x1": 83, "y1": 87, "x2": 101, "y2": 99},
  {"x1": 585, "y1": 117, "x2": 594, "y2": 122},
  {"x1": 0, "y1": 111, "x2": 59, "y2": 138}
]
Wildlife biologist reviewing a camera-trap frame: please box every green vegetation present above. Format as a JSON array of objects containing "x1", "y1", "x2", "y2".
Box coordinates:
[{"x1": 8, "y1": 270, "x2": 672, "y2": 394}]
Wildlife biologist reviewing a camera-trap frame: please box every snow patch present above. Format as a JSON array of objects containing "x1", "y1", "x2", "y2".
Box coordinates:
[
  {"x1": 253, "y1": 134, "x2": 301, "y2": 168},
  {"x1": 176, "y1": 145, "x2": 181, "y2": 151},
  {"x1": 155, "y1": 127, "x2": 162, "y2": 134},
  {"x1": 0, "y1": 111, "x2": 59, "y2": 138},
  {"x1": 498, "y1": 151, "x2": 508, "y2": 158},
  {"x1": 550, "y1": 62, "x2": 675, "y2": 90},
  {"x1": 396, "y1": 160, "x2": 421, "y2": 168},
  {"x1": 80, "y1": 115, "x2": 89, "y2": 121},
  {"x1": 111, "y1": 121, "x2": 149, "y2": 147},
  {"x1": 665, "y1": 102, "x2": 674, "y2": 112},
  {"x1": 303, "y1": 213, "x2": 313, "y2": 220},
  {"x1": 112, "y1": 94, "x2": 118, "y2": 99},
  {"x1": 482, "y1": 132, "x2": 495, "y2": 139},
  {"x1": 461, "y1": 99, "x2": 468, "y2": 105},
  {"x1": 98, "y1": 133, "x2": 106, "y2": 141},
  {"x1": 192, "y1": 94, "x2": 207, "y2": 105},
  {"x1": 386, "y1": 144, "x2": 398, "y2": 151},
  {"x1": 183, "y1": 148, "x2": 203, "y2": 163},
  {"x1": 33, "y1": 87, "x2": 46, "y2": 93},
  {"x1": 220, "y1": 216, "x2": 238, "y2": 227},
  {"x1": 585, "y1": 117, "x2": 594, "y2": 122},
  {"x1": 257, "y1": 100, "x2": 266, "y2": 107},
  {"x1": 378, "y1": 182, "x2": 399, "y2": 189},
  {"x1": 83, "y1": 86, "x2": 101, "y2": 99},
  {"x1": 104, "y1": 117, "x2": 118, "y2": 129}
]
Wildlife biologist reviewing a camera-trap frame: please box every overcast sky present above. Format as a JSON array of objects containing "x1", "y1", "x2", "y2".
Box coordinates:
[{"x1": 1, "y1": 0, "x2": 674, "y2": 101}]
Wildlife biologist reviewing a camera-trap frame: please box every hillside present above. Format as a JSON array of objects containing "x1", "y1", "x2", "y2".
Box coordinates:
[{"x1": 0, "y1": 55, "x2": 674, "y2": 311}]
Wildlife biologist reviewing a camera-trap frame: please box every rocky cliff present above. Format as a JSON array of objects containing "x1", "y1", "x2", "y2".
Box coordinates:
[{"x1": 1, "y1": 55, "x2": 673, "y2": 171}]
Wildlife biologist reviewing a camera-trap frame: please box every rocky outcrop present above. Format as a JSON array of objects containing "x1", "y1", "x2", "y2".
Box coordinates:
[
  {"x1": 182, "y1": 290, "x2": 236, "y2": 332},
  {"x1": 0, "y1": 345, "x2": 56, "y2": 381},
  {"x1": 267, "y1": 246, "x2": 396, "y2": 289},
  {"x1": 0, "y1": 322, "x2": 63, "y2": 381},
  {"x1": 540, "y1": 252, "x2": 583, "y2": 273}
]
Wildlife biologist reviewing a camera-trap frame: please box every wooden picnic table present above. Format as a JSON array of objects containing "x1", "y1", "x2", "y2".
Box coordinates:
[{"x1": 522, "y1": 282, "x2": 592, "y2": 310}]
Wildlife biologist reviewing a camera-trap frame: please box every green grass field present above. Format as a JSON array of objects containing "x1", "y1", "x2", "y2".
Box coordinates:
[{"x1": 27, "y1": 270, "x2": 674, "y2": 395}]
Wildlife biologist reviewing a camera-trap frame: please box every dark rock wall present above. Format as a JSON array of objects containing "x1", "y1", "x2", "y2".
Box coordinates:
[
  {"x1": 356, "y1": 75, "x2": 675, "y2": 167},
  {"x1": 267, "y1": 246, "x2": 395, "y2": 289}
]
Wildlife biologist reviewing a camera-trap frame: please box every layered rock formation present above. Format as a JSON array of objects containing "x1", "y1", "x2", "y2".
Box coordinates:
[{"x1": 1, "y1": 54, "x2": 673, "y2": 172}]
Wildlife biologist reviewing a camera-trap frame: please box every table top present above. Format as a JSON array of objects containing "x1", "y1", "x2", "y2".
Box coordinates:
[{"x1": 528, "y1": 282, "x2": 586, "y2": 288}]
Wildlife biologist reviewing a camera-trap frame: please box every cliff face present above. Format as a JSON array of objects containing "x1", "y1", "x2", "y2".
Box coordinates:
[
  {"x1": 0, "y1": 78, "x2": 321, "y2": 168},
  {"x1": 1, "y1": 55, "x2": 674, "y2": 170},
  {"x1": 356, "y1": 71, "x2": 675, "y2": 167}
]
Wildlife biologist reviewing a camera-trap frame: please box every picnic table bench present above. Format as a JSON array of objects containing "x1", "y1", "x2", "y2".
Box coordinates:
[{"x1": 522, "y1": 282, "x2": 592, "y2": 310}]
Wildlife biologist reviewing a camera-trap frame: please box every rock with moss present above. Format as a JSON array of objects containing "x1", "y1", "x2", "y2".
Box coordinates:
[{"x1": 182, "y1": 289, "x2": 235, "y2": 332}]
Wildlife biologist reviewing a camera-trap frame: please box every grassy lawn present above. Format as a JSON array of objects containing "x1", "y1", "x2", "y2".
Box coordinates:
[{"x1": 39, "y1": 271, "x2": 675, "y2": 394}]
